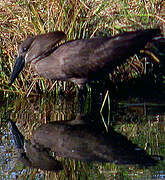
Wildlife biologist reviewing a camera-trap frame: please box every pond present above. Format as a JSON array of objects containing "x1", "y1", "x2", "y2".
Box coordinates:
[{"x1": 0, "y1": 94, "x2": 165, "y2": 180}]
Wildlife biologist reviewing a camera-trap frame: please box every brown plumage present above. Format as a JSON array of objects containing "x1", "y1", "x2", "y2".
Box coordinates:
[{"x1": 9, "y1": 29, "x2": 161, "y2": 89}]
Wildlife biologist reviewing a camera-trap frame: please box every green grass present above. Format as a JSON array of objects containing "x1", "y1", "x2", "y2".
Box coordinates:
[{"x1": 0, "y1": 0, "x2": 164, "y2": 97}]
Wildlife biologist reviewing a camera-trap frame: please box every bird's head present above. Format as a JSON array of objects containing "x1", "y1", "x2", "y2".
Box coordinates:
[{"x1": 9, "y1": 31, "x2": 66, "y2": 86}]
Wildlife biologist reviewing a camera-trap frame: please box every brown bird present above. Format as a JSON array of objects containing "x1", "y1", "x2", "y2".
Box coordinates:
[{"x1": 9, "y1": 29, "x2": 161, "y2": 89}]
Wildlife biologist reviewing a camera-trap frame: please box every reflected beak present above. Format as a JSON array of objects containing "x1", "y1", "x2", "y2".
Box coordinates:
[
  {"x1": 9, "y1": 120, "x2": 24, "y2": 149},
  {"x1": 9, "y1": 56, "x2": 25, "y2": 86}
]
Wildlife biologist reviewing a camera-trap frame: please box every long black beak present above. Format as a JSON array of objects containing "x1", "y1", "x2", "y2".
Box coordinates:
[
  {"x1": 9, "y1": 56, "x2": 25, "y2": 86},
  {"x1": 9, "y1": 120, "x2": 24, "y2": 149}
]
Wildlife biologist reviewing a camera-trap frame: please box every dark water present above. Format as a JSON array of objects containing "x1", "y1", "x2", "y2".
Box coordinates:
[{"x1": 0, "y1": 95, "x2": 165, "y2": 180}]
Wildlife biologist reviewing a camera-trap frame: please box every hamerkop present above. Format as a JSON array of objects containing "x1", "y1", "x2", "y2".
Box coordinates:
[{"x1": 9, "y1": 29, "x2": 161, "y2": 89}]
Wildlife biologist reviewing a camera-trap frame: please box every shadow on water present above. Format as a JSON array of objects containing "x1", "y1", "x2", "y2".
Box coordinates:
[{"x1": 0, "y1": 95, "x2": 165, "y2": 179}]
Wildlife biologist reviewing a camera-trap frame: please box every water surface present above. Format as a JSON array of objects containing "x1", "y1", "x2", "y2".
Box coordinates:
[{"x1": 0, "y1": 95, "x2": 165, "y2": 179}]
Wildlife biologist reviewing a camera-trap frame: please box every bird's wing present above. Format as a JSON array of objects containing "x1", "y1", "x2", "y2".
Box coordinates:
[
  {"x1": 34, "y1": 38, "x2": 112, "y2": 80},
  {"x1": 34, "y1": 29, "x2": 160, "y2": 80},
  {"x1": 57, "y1": 29, "x2": 160, "y2": 78},
  {"x1": 55, "y1": 37, "x2": 117, "y2": 78}
]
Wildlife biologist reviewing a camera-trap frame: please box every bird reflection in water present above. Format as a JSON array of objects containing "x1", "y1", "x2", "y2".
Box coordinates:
[{"x1": 9, "y1": 113, "x2": 161, "y2": 171}]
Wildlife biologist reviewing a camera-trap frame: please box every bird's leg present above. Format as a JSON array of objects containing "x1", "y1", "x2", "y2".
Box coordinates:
[
  {"x1": 78, "y1": 84, "x2": 87, "y2": 101},
  {"x1": 70, "y1": 78, "x2": 87, "y2": 100},
  {"x1": 76, "y1": 83, "x2": 88, "y2": 113}
]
